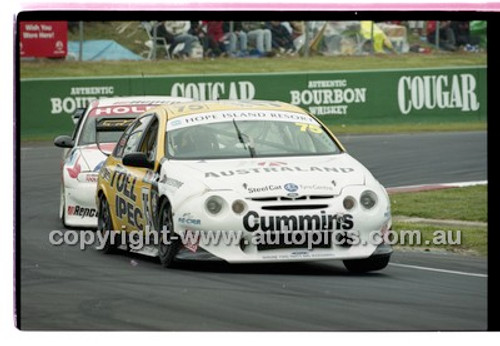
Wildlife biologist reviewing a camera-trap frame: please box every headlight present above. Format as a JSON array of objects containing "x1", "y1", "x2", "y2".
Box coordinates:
[
  {"x1": 206, "y1": 196, "x2": 223, "y2": 215},
  {"x1": 360, "y1": 190, "x2": 377, "y2": 209},
  {"x1": 343, "y1": 196, "x2": 356, "y2": 210}
]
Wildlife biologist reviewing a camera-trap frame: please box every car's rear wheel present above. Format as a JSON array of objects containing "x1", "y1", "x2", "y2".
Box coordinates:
[
  {"x1": 343, "y1": 254, "x2": 391, "y2": 273},
  {"x1": 98, "y1": 195, "x2": 118, "y2": 254},
  {"x1": 157, "y1": 200, "x2": 181, "y2": 268}
]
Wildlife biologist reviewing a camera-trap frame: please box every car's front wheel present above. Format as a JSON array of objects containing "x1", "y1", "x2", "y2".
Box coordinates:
[
  {"x1": 157, "y1": 200, "x2": 181, "y2": 268},
  {"x1": 343, "y1": 254, "x2": 391, "y2": 273},
  {"x1": 59, "y1": 186, "x2": 69, "y2": 228},
  {"x1": 97, "y1": 195, "x2": 119, "y2": 254}
]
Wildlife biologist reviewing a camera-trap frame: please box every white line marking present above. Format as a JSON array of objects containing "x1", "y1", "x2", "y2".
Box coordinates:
[
  {"x1": 389, "y1": 263, "x2": 487, "y2": 278},
  {"x1": 387, "y1": 180, "x2": 487, "y2": 190}
]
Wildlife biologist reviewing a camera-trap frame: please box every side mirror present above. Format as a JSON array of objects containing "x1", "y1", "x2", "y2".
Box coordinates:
[
  {"x1": 54, "y1": 135, "x2": 74, "y2": 148},
  {"x1": 122, "y1": 153, "x2": 154, "y2": 170}
]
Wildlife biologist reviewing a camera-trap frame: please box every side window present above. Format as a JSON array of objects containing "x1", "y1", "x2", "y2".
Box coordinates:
[
  {"x1": 138, "y1": 117, "x2": 159, "y2": 161},
  {"x1": 114, "y1": 115, "x2": 153, "y2": 158},
  {"x1": 113, "y1": 123, "x2": 135, "y2": 158}
]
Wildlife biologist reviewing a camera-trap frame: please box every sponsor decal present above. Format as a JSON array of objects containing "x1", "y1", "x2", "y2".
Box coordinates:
[
  {"x1": 110, "y1": 170, "x2": 144, "y2": 230},
  {"x1": 92, "y1": 105, "x2": 156, "y2": 116},
  {"x1": 205, "y1": 166, "x2": 354, "y2": 178},
  {"x1": 110, "y1": 170, "x2": 138, "y2": 201},
  {"x1": 164, "y1": 177, "x2": 184, "y2": 189},
  {"x1": 397, "y1": 74, "x2": 480, "y2": 115},
  {"x1": 183, "y1": 230, "x2": 199, "y2": 253},
  {"x1": 66, "y1": 155, "x2": 81, "y2": 179},
  {"x1": 284, "y1": 183, "x2": 299, "y2": 193},
  {"x1": 85, "y1": 174, "x2": 98, "y2": 183},
  {"x1": 178, "y1": 213, "x2": 201, "y2": 226},
  {"x1": 257, "y1": 161, "x2": 287, "y2": 167},
  {"x1": 166, "y1": 110, "x2": 317, "y2": 130},
  {"x1": 100, "y1": 167, "x2": 111, "y2": 182},
  {"x1": 299, "y1": 184, "x2": 335, "y2": 192},
  {"x1": 243, "y1": 183, "x2": 283, "y2": 194},
  {"x1": 142, "y1": 170, "x2": 157, "y2": 184},
  {"x1": 141, "y1": 187, "x2": 155, "y2": 231},
  {"x1": 290, "y1": 79, "x2": 367, "y2": 116},
  {"x1": 243, "y1": 210, "x2": 354, "y2": 232},
  {"x1": 67, "y1": 205, "x2": 98, "y2": 218},
  {"x1": 169, "y1": 119, "x2": 182, "y2": 127},
  {"x1": 115, "y1": 194, "x2": 144, "y2": 230}
]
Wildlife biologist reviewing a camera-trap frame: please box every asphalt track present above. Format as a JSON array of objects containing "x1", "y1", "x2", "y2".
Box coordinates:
[{"x1": 19, "y1": 131, "x2": 487, "y2": 330}]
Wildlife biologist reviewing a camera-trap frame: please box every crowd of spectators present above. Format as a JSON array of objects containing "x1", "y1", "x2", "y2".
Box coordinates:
[{"x1": 144, "y1": 20, "x2": 483, "y2": 59}]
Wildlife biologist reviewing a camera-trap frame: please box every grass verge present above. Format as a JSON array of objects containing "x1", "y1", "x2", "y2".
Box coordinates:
[
  {"x1": 20, "y1": 53, "x2": 487, "y2": 79},
  {"x1": 392, "y1": 222, "x2": 487, "y2": 256},
  {"x1": 391, "y1": 185, "x2": 487, "y2": 255},
  {"x1": 391, "y1": 185, "x2": 487, "y2": 223}
]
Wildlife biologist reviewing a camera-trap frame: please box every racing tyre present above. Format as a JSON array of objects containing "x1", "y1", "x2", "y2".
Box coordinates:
[
  {"x1": 157, "y1": 200, "x2": 181, "y2": 268},
  {"x1": 98, "y1": 196, "x2": 119, "y2": 254},
  {"x1": 59, "y1": 186, "x2": 69, "y2": 228},
  {"x1": 343, "y1": 254, "x2": 391, "y2": 273}
]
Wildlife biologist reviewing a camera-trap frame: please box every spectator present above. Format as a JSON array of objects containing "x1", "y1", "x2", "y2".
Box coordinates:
[
  {"x1": 427, "y1": 20, "x2": 457, "y2": 51},
  {"x1": 266, "y1": 21, "x2": 296, "y2": 54},
  {"x1": 203, "y1": 21, "x2": 248, "y2": 57},
  {"x1": 163, "y1": 21, "x2": 199, "y2": 58},
  {"x1": 241, "y1": 21, "x2": 273, "y2": 56},
  {"x1": 289, "y1": 21, "x2": 305, "y2": 39},
  {"x1": 188, "y1": 21, "x2": 213, "y2": 57},
  {"x1": 450, "y1": 21, "x2": 481, "y2": 49},
  {"x1": 223, "y1": 21, "x2": 248, "y2": 56}
]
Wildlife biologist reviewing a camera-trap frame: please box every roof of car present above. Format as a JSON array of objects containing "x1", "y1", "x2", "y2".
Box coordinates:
[
  {"x1": 93, "y1": 96, "x2": 193, "y2": 108},
  {"x1": 158, "y1": 100, "x2": 309, "y2": 119}
]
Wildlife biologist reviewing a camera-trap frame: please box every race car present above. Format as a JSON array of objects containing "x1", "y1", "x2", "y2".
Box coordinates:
[
  {"x1": 96, "y1": 100, "x2": 393, "y2": 272},
  {"x1": 54, "y1": 96, "x2": 193, "y2": 228}
]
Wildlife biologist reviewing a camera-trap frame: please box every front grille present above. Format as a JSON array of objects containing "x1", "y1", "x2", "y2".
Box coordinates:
[
  {"x1": 247, "y1": 195, "x2": 334, "y2": 202},
  {"x1": 261, "y1": 204, "x2": 329, "y2": 211}
]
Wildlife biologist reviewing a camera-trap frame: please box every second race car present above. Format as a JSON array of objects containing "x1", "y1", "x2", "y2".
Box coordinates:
[{"x1": 54, "y1": 96, "x2": 193, "y2": 228}]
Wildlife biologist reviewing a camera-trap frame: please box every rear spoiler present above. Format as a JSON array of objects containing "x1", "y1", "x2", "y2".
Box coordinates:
[
  {"x1": 96, "y1": 117, "x2": 135, "y2": 132},
  {"x1": 95, "y1": 116, "x2": 135, "y2": 156}
]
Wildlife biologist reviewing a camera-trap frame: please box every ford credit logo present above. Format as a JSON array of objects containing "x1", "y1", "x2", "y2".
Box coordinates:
[{"x1": 284, "y1": 183, "x2": 299, "y2": 192}]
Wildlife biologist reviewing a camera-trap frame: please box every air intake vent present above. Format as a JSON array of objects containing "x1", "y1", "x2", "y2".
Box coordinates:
[{"x1": 261, "y1": 204, "x2": 329, "y2": 211}]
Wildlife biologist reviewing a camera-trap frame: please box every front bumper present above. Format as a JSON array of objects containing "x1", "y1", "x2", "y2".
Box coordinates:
[
  {"x1": 171, "y1": 186, "x2": 392, "y2": 263},
  {"x1": 64, "y1": 182, "x2": 99, "y2": 228}
]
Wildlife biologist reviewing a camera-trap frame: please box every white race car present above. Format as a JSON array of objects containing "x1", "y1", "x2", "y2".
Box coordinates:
[
  {"x1": 54, "y1": 96, "x2": 193, "y2": 228},
  {"x1": 96, "y1": 100, "x2": 393, "y2": 272}
]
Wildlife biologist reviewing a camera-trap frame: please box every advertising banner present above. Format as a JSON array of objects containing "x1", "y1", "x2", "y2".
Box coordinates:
[
  {"x1": 20, "y1": 21, "x2": 68, "y2": 58},
  {"x1": 19, "y1": 66, "x2": 486, "y2": 138}
]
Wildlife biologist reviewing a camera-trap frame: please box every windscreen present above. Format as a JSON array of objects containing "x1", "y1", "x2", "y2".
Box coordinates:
[{"x1": 166, "y1": 110, "x2": 341, "y2": 159}]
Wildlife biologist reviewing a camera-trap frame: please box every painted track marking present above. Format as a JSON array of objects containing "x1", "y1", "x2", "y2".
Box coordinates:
[{"x1": 389, "y1": 263, "x2": 487, "y2": 278}]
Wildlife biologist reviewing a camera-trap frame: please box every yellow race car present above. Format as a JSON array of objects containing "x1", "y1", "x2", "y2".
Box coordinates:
[{"x1": 96, "y1": 100, "x2": 392, "y2": 272}]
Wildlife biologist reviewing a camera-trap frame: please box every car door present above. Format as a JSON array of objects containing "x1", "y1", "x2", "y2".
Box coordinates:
[
  {"x1": 105, "y1": 114, "x2": 154, "y2": 232},
  {"x1": 125, "y1": 114, "x2": 161, "y2": 234}
]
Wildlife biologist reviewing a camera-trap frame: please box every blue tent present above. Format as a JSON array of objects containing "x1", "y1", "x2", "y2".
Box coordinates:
[{"x1": 68, "y1": 40, "x2": 144, "y2": 61}]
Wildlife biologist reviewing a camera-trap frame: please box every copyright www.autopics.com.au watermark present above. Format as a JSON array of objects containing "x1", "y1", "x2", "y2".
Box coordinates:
[{"x1": 48, "y1": 227, "x2": 463, "y2": 251}]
